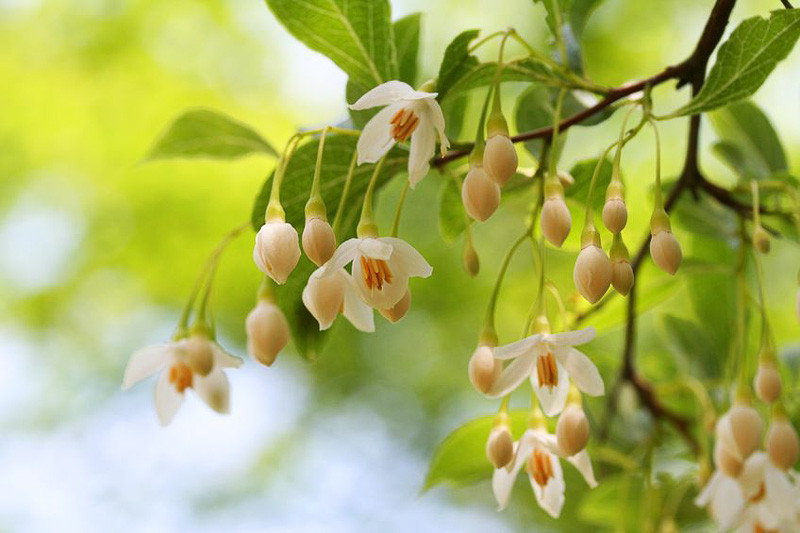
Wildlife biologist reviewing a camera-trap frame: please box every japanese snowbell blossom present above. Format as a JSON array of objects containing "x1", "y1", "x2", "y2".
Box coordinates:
[
  {"x1": 492, "y1": 427, "x2": 597, "y2": 517},
  {"x1": 253, "y1": 220, "x2": 301, "y2": 284},
  {"x1": 716, "y1": 403, "x2": 763, "y2": 461},
  {"x1": 302, "y1": 266, "x2": 374, "y2": 332},
  {"x1": 695, "y1": 456, "x2": 746, "y2": 530},
  {"x1": 321, "y1": 236, "x2": 432, "y2": 310},
  {"x1": 122, "y1": 334, "x2": 242, "y2": 426},
  {"x1": 731, "y1": 451, "x2": 800, "y2": 531},
  {"x1": 349, "y1": 80, "x2": 449, "y2": 187},
  {"x1": 486, "y1": 327, "x2": 604, "y2": 416}
]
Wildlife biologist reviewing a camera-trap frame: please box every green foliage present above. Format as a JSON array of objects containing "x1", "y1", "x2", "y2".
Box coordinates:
[
  {"x1": 436, "y1": 29, "x2": 481, "y2": 102},
  {"x1": 438, "y1": 177, "x2": 466, "y2": 243},
  {"x1": 672, "y1": 194, "x2": 738, "y2": 242},
  {"x1": 677, "y1": 9, "x2": 800, "y2": 116},
  {"x1": 566, "y1": 157, "x2": 613, "y2": 211},
  {"x1": 146, "y1": 109, "x2": 277, "y2": 160}
]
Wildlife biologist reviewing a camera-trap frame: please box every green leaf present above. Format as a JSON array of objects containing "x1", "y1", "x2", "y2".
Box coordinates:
[
  {"x1": 147, "y1": 109, "x2": 277, "y2": 160},
  {"x1": 671, "y1": 193, "x2": 738, "y2": 241},
  {"x1": 436, "y1": 29, "x2": 480, "y2": 102},
  {"x1": 393, "y1": 13, "x2": 421, "y2": 86},
  {"x1": 533, "y1": 0, "x2": 572, "y2": 39},
  {"x1": 265, "y1": 0, "x2": 397, "y2": 90},
  {"x1": 439, "y1": 177, "x2": 466, "y2": 243},
  {"x1": 442, "y1": 92, "x2": 469, "y2": 141},
  {"x1": 662, "y1": 314, "x2": 721, "y2": 377},
  {"x1": 709, "y1": 100, "x2": 787, "y2": 181},
  {"x1": 566, "y1": 157, "x2": 613, "y2": 211},
  {"x1": 424, "y1": 411, "x2": 528, "y2": 490},
  {"x1": 676, "y1": 10, "x2": 800, "y2": 116},
  {"x1": 569, "y1": 0, "x2": 605, "y2": 38}
]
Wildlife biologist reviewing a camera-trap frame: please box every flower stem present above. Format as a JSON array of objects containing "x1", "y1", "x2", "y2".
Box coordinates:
[
  {"x1": 390, "y1": 180, "x2": 410, "y2": 237},
  {"x1": 483, "y1": 225, "x2": 533, "y2": 341},
  {"x1": 306, "y1": 126, "x2": 330, "y2": 220},
  {"x1": 332, "y1": 150, "x2": 359, "y2": 236},
  {"x1": 547, "y1": 88, "x2": 567, "y2": 180},
  {"x1": 357, "y1": 156, "x2": 387, "y2": 238}
]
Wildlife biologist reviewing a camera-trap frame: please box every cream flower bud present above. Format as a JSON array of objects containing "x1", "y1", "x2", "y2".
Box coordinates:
[
  {"x1": 380, "y1": 289, "x2": 411, "y2": 323},
  {"x1": 753, "y1": 226, "x2": 770, "y2": 254},
  {"x1": 246, "y1": 300, "x2": 290, "y2": 366},
  {"x1": 722, "y1": 404, "x2": 763, "y2": 460},
  {"x1": 468, "y1": 345, "x2": 501, "y2": 394},
  {"x1": 483, "y1": 134, "x2": 518, "y2": 186},
  {"x1": 754, "y1": 362, "x2": 781, "y2": 403},
  {"x1": 611, "y1": 259, "x2": 634, "y2": 296},
  {"x1": 462, "y1": 166, "x2": 500, "y2": 222},
  {"x1": 183, "y1": 335, "x2": 215, "y2": 376},
  {"x1": 556, "y1": 404, "x2": 591, "y2": 456},
  {"x1": 574, "y1": 245, "x2": 612, "y2": 303},
  {"x1": 302, "y1": 272, "x2": 347, "y2": 330},
  {"x1": 253, "y1": 221, "x2": 301, "y2": 284},
  {"x1": 302, "y1": 217, "x2": 336, "y2": 266},
  {"x1": 486, "y1": 424, "x2": 514, "y2": 468},
  {"x1": 650, "y1": 230, "x2": 682, "y2": 275},
  {"x1": 713, "y1": 440, "x2": 743, "y2": 477},
  {"x1": 602, "y1": 197, "x2": 628, "y2": 233},
  {"x1": 541, "y1": 196, "x2": 572, "y2": 247},
  {"x1": 557, "y1": 170, "x2": 574, "y2": 189},
  {"x1": 767, "y1": 418, "x2": 799, "y2": 470}
]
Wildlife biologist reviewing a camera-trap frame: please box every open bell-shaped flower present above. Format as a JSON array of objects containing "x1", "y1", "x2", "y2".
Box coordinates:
[
  {"x1": 349, "y1": 80, "x2": 449, "y2": 187},
  {"x1": 302, "y1": 266, "x2": 374, "y2": 333},
  {"x1": 253, "y1": 220, "x2": 301, "y2": 284}
]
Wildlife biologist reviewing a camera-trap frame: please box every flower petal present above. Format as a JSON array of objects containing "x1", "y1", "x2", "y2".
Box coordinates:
[
  {"x1": 356, "y1": 103, "x2": 400, "y2": 164},
  {"x1": 422, "y1": 98, "x2": 449, "y2": 156},
  {"x1": 533, "y1": 358, "x2": 569, "y2": 416},
  {"x1": 407, "y1": 119, "x2": 435, "y2": 187},
  {"x1": 342, "y1": 274, "x2": 375, "y2": 332},
  {"x1": 764, "y1": 462, "x2": 796, "y2": 521},
  {"x1": 492, "y1": 437, "x2": 531, "y2": 511},
  {"x1": 529, "y1": 449, "x2": 565, "y2": 519},
  {"x1": 348, "y1": 80, "x2": 423, "y2": 110},
  {"x1": 380, "y1": 237, "x2": 432, "y2": 278},
  {"x1": 547, "y1": 327, "x2": 596, "y2": 346},
  {"x1": 194, "y1": 370, "x2": 231, "y2": 415},
  {"x1": 486, "y1": 352, "x2": 536, "y2": 398},
  {"x1": 122, "y1": 343, "x2": 173, "y2": 390},
  {"x1": 557, "y1": 346, "x2": 604, "y2": 396},
  {"x1": 322, "y1": 238, "x2": 363, "y2": 276},
  {"x1": 154, "y1": 370, "x2": 184, "y2": 426},
  {"x1": 357, "y1": 238, "x2": 394, "y2": 260},
  {"x1": 211, "y1": 343, "x2": 242, "y2": 369},
  {"x1": 567, "y1": 450, "x2": 597, "y2": 488},
  {"x1": 492, "y1": 334, "x2": 543, "y2": 360}
]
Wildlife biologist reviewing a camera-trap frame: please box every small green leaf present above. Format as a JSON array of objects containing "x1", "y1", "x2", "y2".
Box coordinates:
[
  {"x1": 662, "y1": 314, "x2": 720, "y2": 377},
  {"x1": 566, "y1": 157, "x2": 613, "y2": 211},
  {"x1": 393, "y1": 13, "x2": 421, "y2": 85},
  {"x1": 671, "y1": 193, "x2": 738, "y2": 241},
  {"x1": 569, "y1": 0, "x2": 606, "y2": 38},
  {"x1": 439, "y1": 178, "x2": 466, "y2": 243},
  {"x1": 676, "y1": 9, "x2": 800, "y2": 116},
  {"x1": 147, "y1": 109, "x2": 277, "y2": 160},
  {"x1": 436, "y1": 29, "x2": 481, "y2": 102},
  {"x1": 442, "y1": 92, "x2": 469, "y2": 141}
]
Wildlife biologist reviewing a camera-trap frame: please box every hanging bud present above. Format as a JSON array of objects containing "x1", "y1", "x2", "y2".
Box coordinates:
[
  {"x1": 182, "y1": 334, "x2": 215, "y2": 377},
  {"x1": 557, "y1": 170, "x2": 574, "y2": 189},
  {"x1": 380, "y1": 289, "x2": 411, "y2": 323},
  {"x1": 573, "y1": 230, "x2": 612, "y2": 303},
  {"x1": 301, "y1": 270, "x2": 347, "y2": 330},
  {"x1": 717, "y1": 403, "x2": 763, "y2": 461},
  {"x1": 462, "y1": 165, "x2": 501, "y2": 222},
  {"x1": 556, "y1": 404, "x2": 591, "y2": 456},
  {"x1": 602, "y1": 181, "x2": 627, "y2": 233},
  {"x1": 486, "y1": 423, "x2": 514, "y2": 468},
  {"x1": 754, "y1": 360, "x2": 781, "y2": 403},
  {"x1": 752, "y1": 226, "x2": 770, "y2": 254},
  {"x1": 468, "y1": 345, "x2": 501, "y2": 394},
  {"x1": 541, "y1": 181, "x2": 572, "y2": 247},
  {"x1": 650, "y1": 210, "x2": 682, "y2": 275},
  {"x1": 246, "y1": 299, "x2": 290, "y2": 366},
  {"x1": 463, "y1": 239, "x2": 480, "y2": 277},
  {"x1": 253, "y1": 220, "x2": 301, "y2": 284},
  {"x1": 713, "y1": 440, "x2": 743, "y2": 478},
  {"x1": 767, "y1": 417, "x2": 799, "y2": 470},
  {"x1": 610, "y1": 233, "x2": 633, "y2": 296},
  {"x1": 483, "y1": 134, "x2": 518, "y2": 186},
  {"x1": 302, "y1": 216, "x2": 336, "y2": 266}
]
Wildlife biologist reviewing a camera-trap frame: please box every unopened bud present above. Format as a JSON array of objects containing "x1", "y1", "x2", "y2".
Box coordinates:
[
  {"x1": 463, "y1": 242, "x2": 480, "y2": 277},
  {"x1": 767, "y1": 418, "x2": 799, "y2": 470},
  {"x1": 713, "y1": 440, "x2": 743, "y2": 477},
  {"x1": 556, "y1": 404, "x2": 591, "y2": 456},
  {"x1": 462, "y1": 166, "x2": 501, "y2": 222},
  {"x1": 246, "y1": 299, "x2": 290, "y2": 366},
  {"x1": 302, "y1": 217, "x2": 336, "y2": 266},
  {"x1": 753, "y1": 226, "x2": 770, "y2": 254},
  {"x1": 718, "y1": 404, "x2": 763, "y2": 461},
  {"x1": 574, "y1": 245, "x2": 612, "y2": 303},
  {"x1": 486, "y1": 425, "x2": 514, "y2": 468},
  {"x1": 611, "y1": 259, "x2": 634, "y2": 296},
  {"x1": 468, "y1": 345, "x2": 501, "y2": 394},
  {"x1": 541, "y1": 196, "x2": 572, "y2": 247},
  {"x1": 557, "y1": 170, "x2": 574, "y2": 189},
  {"x1": 183, "y1": 335, "x2": 215, "y2": 376},
  {"x1": 483, "y1": 134, "x2": 518, "y2": 186},
  {"x1": 253, "y1": 221, "x2": 301, "y2": 284},
  {"x1": 302, "y1": 270, "x2": 347, "y2": 330},
  {"x1": 380, "y1": 289, "x2": 411, "y2": 323},
  {"x1": 754, "y1": 362, "x2": 781, "y2": 403},
  {"x1": 650, "y1": 230, "x2": 682, "y2": 275},
  {"x1": 602, "y1": 197, "x2": 628, "y2": 233}
]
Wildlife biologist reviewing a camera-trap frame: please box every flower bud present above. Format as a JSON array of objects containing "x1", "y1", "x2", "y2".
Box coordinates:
[
  {"x1": 602, "y1": 197, "x2": 628, "y2": 233},
  {"x1": 483, "y1": 134, "x2": 518, "y2": 186},
  {"x1": 302, "y1": 217, "x2": 336, "y2": 266},
  {"x1": 183, "y1": 335, "x2": 215, "y2": 376},
  {"x1": 380, "y1": 289, "x2": 411, "y2": 323},
  {"x1": 754, "y1": 362, "x2": 781, "y2": 403},
  {"x1": 541, "y1": 196, "x2": 572, "y2": 247},
  {"x1": 461, "y1": 166, "x2": 501, "y2": 222},
  {"x1": 767, "y1": 418, "x2": 799, "y2": 470},
  {"x1": 468, "y1": 345, "x2": 501, "y2": 394},
  {"x1": 486, "y1": 424, "x2": 514, "y2": 468},
  {"x1": 611, "y1": 259, "x2": 634, "y2": 296},
  {"x1": 463, "y1": 242, "x2": 479, "y2": 277},
  {"x1": 650, "y1": 230, "x2": 682, "y2": 275},
  {"x1": 556, "y1": 404, "x2": 591, "y2": 456},
  {"x1": 253, "y1": 221, "x2": 301, "y2": 284},
  {"x1": 302, "y1": 271, "x2": 347, "y2": 330},
  {"x1": 557, "y1": 170, "x2": 574, "y2": 189},
  {"x1": 574, "y1": 245, "x2": 612, "y2": 303},
  {"x1": 753, "y1": 226, "x2": 770, "y2": 254},
  {"x1": 246, "y1": 300, "x2": 290, "y2": 366},
  {"x1": 718, "y1": 404, "x2": 763, "y2": 461},
  {"x1": 713, "y1": 440, "x2": 743, "y2": 477}
]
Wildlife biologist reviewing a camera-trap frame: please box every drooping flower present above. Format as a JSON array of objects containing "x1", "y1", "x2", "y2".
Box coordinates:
[
  {"x1": 245, "y1": 299, "x2": 290, "y2": 366},
  {"x1": 695, "y1": 445, "x2": 747, "y2": 531},
  {"x1": 486, "y1": 327, "x2": 604, "y2": 416},
  {"x1": 122, "y1": 333, "x2": 242, "y2": 426},
  {"x1": 253, "y1": 220, "x2": 301, "y2": 284},
  {"x1": 302, "y1": 266, "x2": 374, "y2": 332},
  {"x1": 716, "y1": 403, "x2": 763, "y2": 462},
  {"x1": 730, "y1": 451, "x2": 800, "y2": 531},
  {"x1": 492, "y1": 427, "x2": 597, "y2": 517},
  {"x1": 321, "y1": 236, "x2": 432, "y2": 310},
  {"x1": 349, "y1": 80, "x2": 449, "y2": 187}
]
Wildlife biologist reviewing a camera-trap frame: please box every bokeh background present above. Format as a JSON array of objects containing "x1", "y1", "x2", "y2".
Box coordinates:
[{"x1": 1, "y1": 0, "x2": 798, "y2": 531}]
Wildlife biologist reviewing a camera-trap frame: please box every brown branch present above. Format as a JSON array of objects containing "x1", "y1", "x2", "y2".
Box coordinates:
[{"x1": 781, "y1": 0, "x2": 794, "y2": 9}]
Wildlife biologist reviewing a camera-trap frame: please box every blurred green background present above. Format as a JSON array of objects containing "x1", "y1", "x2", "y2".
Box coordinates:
[{"x1": 0, "y1": 0, "x2": 798, "y2": 531}]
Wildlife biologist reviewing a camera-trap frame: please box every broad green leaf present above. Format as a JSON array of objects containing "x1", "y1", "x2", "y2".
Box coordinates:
[
  {"x1": 265, "y1": 0, "x2": 397, "y2": 90},
  {"x1": 147, "y1": 109, "x2": 277, "y2": 160},
  {"x1": 533, "y1": 0, "x2": 572, "y2": 39},
  {"x1": 672, "y1": 193, "x2": 737, "y2": 241},
  {"x1": 436, "y1": 29, "x2": 480, "y2": 102},
  {"x1": 438, "y1": 177, "x2": 465, "y2": 243},
  {"x1": 424, "y1": 411, "x2": 528, "y2": 490},
  {"x1": 709, "y1": 100, "x2": 787, "y2": 181},
  {"x1": 250, "y1": 135, "x2": 407, "y2": 359},
  {"x1": 676, "y1": 10, "x2": 800, "y2": 116},
  {"x1": 533, "y1": 0, "x2": 605, "y2": 71},
  {"x1": 662, "y1": 314, "x2": 721, "y2": 377},
  {"x1": 442, "y1": 92, "x2": 469, "y2": 141},
  {"x1": 566, "y1": 157, "x2": 613, "y2": 211},
  {"x1": 569, "y1": 0, "x2": 605, "y2": 38}
]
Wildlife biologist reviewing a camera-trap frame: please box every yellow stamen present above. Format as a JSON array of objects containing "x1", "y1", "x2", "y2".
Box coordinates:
[
  {"x1": 360, "y1": 256, "x2": 393, "y2": 291},
  {"x1": 168, "y1": 362, "x2": 193, "y2": 393},
  {"x1": 528, "y1": 448, "x2": 554, "y2": 487},
  {"x1": 390, "y1": 107, "x2": 420, "y2": 142},
  {"x1": 537, "y1": 352, "x2": 559, "y2": 389}
]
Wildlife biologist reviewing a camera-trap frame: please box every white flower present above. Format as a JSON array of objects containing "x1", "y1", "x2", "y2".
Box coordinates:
[
  {"x1": 122, "y1": 334, "x2": 242, "y2": 426},
  {"x1": 253, "y1": 220, "x2": 301, "y2": 284},
  {"x1": 302, "y1": 266, "x2": 375, "y2": 332},
  {"x1": 245, "y1": 300, "x2": 290, "y2": 366},
  {"x1": 731, "y1": 452, "x2": 800, "y2": 531},
  {"x1": 695, "y1": 467, "x2": 746, "y2": 530},
  {"x1": 492, "y1": 428, "x2": 597, "y2": 517},
  {"x1": 486, "y1": 327, "x2": 604, "y2": 416},
  {"x1": 349, "y1": 80, "x2": 449, "y2": 187},
  {"x1": 321, "y1": 236, "x2": 432, "y2": 310}
]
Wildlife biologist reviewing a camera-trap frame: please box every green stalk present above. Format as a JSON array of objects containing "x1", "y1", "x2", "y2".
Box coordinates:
[
  {"x1": 332, "y1": 150, "x2": 359, "y2": 236},
  {"x1": 357, "y1": 156, "x2": 387, "y2": 238}
]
